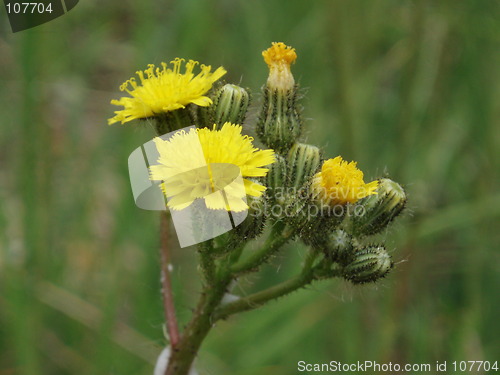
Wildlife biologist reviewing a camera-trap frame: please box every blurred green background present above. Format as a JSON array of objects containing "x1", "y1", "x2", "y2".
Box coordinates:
[{"x1": 1, "y1": 0, "x2": 499, "y2": 374}]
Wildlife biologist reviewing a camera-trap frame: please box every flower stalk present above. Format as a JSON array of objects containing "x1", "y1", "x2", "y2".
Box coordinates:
[
  {"x1": 230, "y1": 222, "x2": 294, "y2": 275},
  {"x1": 214, "y1": 265, "x2": 317, "y2": 320}
]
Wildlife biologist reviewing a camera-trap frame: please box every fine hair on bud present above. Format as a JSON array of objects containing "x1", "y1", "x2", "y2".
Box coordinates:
[
  {"x1": 310, "y1": 229, "x2": 354, "y2": 263},
  {"x1": 256, "y1": 86, "x2": 303, "y2": 154},
  {"x1": 287, "y1": 143, "x2": 321, "y2": 191},
  {"x1": 197, "y1": 84, "x2": 250, "y2": 129},
  {"x1": 342, "y1": 245, "x2": 393, "y2": 284},
  {"x1": 350, "y1": 178, "x2": 407, "y2": 237},
  {"x1": 266, "y1": 155, "x2": 288, "y2": 205}
]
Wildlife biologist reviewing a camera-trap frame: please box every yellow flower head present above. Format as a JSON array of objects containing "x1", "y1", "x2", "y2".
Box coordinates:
[
  {"x1": 311, "y1": 156, "x2": 379, "y2": 205},
  {"x1": 149, "y1": 123, "x2": 275, "y2": 212},
  {"x1": 108, "y1": 59, "x2": 226, "y2": 125},
  {"x1": 262, "y1": 42, "x2": 297, "y2": 91}
]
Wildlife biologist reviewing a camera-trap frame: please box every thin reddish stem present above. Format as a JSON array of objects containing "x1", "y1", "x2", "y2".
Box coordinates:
[{"x1": 160, "y1": 212, "x2": 180, "y2": 349}]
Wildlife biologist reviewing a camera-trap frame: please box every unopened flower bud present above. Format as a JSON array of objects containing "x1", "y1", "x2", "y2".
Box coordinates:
[
  {"x1": 350, "y1": 178, "x2": 406, "y2": 236},
  {"x1": 266, "y1": 155, "x2": 288, "y2": 202},
  {"x1": 213, "y1": 84, "x2": 250, "y2": 126},
  {"x1": 287, "y1": 143, "x2": 321, "y2": 190},
  {"x1": 328, "y1": 229, "x2": 354, "y2": 262},
  {"x1": 312, "y1": 229, "x2": 353, "y2": 263},
  {"x1": 198, "y1": 84, "x2": 250, "y2": 129},
  {"x1": 257, "y1": 42, "x2": 303, "y2": 153},
  {"x1": 342, "y1": 245, "x2": 393, "y2": 284},
  {"x1": 267, "y1": 143, "x2": 321, "y2": 225}
]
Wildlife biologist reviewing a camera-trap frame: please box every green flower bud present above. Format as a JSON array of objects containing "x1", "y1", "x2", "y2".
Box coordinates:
[
  {"x1": 286, "y1": 143, "x2": 321, "y2": 190},
  {"x1": 198, "y1": 84, "x2": 250, "y2": 128},
  {"x1": 350, "y1": 178, "x2": 406, "y2": 236},
  {"x1": 256, "y1": 86, "x2": 303, "y2": 154},
  {"x1": 267, "y1": 143, "x2": 321, "y2": 224},
  {"x1": 327, "y1": 229, "x2": 354, "y2": 262},
  {"x1": 311, "y1": 229, "x2": 353, "y2": 262},
  {"x1": 266, "y1": 155, "x2": 288, "y2": 202},
  {"x1": 342, "y1": 245, "x2": 393, "y2": 284},
  {"x1": 289, "y1": 199, "x2": 347, "y2": 244}
]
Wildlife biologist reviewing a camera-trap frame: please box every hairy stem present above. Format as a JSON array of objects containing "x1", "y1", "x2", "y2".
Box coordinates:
[
  {"x1": 230, "y1": 222, "x2": 292, "y2": 274},
  {"x1": 198, "y1": 240, "x2": 216, "y2": 285},
  {"x1": 214, "y1": 268, "x2": 317, "y2": 321},
  {"x1": 215, "y1": 250, "x2": 337, "y2": 321}
]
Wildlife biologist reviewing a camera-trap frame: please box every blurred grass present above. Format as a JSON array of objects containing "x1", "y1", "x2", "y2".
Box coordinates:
[{"x1": 0, "y1": 0, "x2": 499, "y2": 374}]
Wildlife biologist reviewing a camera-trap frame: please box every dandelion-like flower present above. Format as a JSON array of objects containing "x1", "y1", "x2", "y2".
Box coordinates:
[
  {"x1": 262, "y1": 42, "x2": 297, "y2": 90},
  {"x1": 149, "y1": 123, "x2": 275, "y2": 212},
  {"x1": 311, "y1": 156, "x2": 379, "y2": 205},
  {"x1": 108, "y1": 59, "x2": 226, "y2": 125}
]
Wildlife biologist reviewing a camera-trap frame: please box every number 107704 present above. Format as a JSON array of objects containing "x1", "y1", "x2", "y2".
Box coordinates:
[
  {"x1": 6, "y1": 2, "x2": 54, "y2": 14},
  {"x1": 452, "y1": 361, "x2": 499, "y2": 372}
]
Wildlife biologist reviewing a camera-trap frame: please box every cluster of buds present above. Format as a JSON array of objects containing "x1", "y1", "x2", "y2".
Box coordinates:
[
  {"x1": 252, "y1": 43, "x2": 406, "y2": 285},
  {"x1": 305, "y1": 174, "x2": 406, "y2": 284},
  {"x1": 188, "y1": 42, "x2": 407, "y2": 284},
  {"x1": 111, "y1": 42, "x2": 407, "y2": 286}
]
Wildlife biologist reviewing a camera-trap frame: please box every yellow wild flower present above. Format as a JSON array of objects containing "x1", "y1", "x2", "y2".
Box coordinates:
[
  {"x1": 149, "y1": 123, "x2": 275, "y2": 212},
  {"x1": 108, "y1": 59, "x2": 226, "y2": 125},
  {"x1": 311, "y1": 156, "x2": 379, "y2": 205},
  {"x1": 262, "y1": 42, "x2": 297, "y2": 91}
]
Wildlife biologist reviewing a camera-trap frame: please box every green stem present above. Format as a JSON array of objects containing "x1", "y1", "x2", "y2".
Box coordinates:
[
  {"x1": 228, "y1": 242, "x2": 246, "y2": 264},
  {"x1": 210, "y1": 233, "x2": 248, "y2": 259},
  {"x1": 197, "y1": 240, "x2": 216, "y2": 285},
  {"x1": 301, "y1": 247, "x2": 319, "y2": 273},
  {"x1": 214, "y1": 268, "x2": 317, "y2": 321},
  {"x1": 230, "y1": 222, "x2": 292, "y2": 274},
  {"x1": 215, "y1": 249, "x2": 325, "y2": 321}
]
